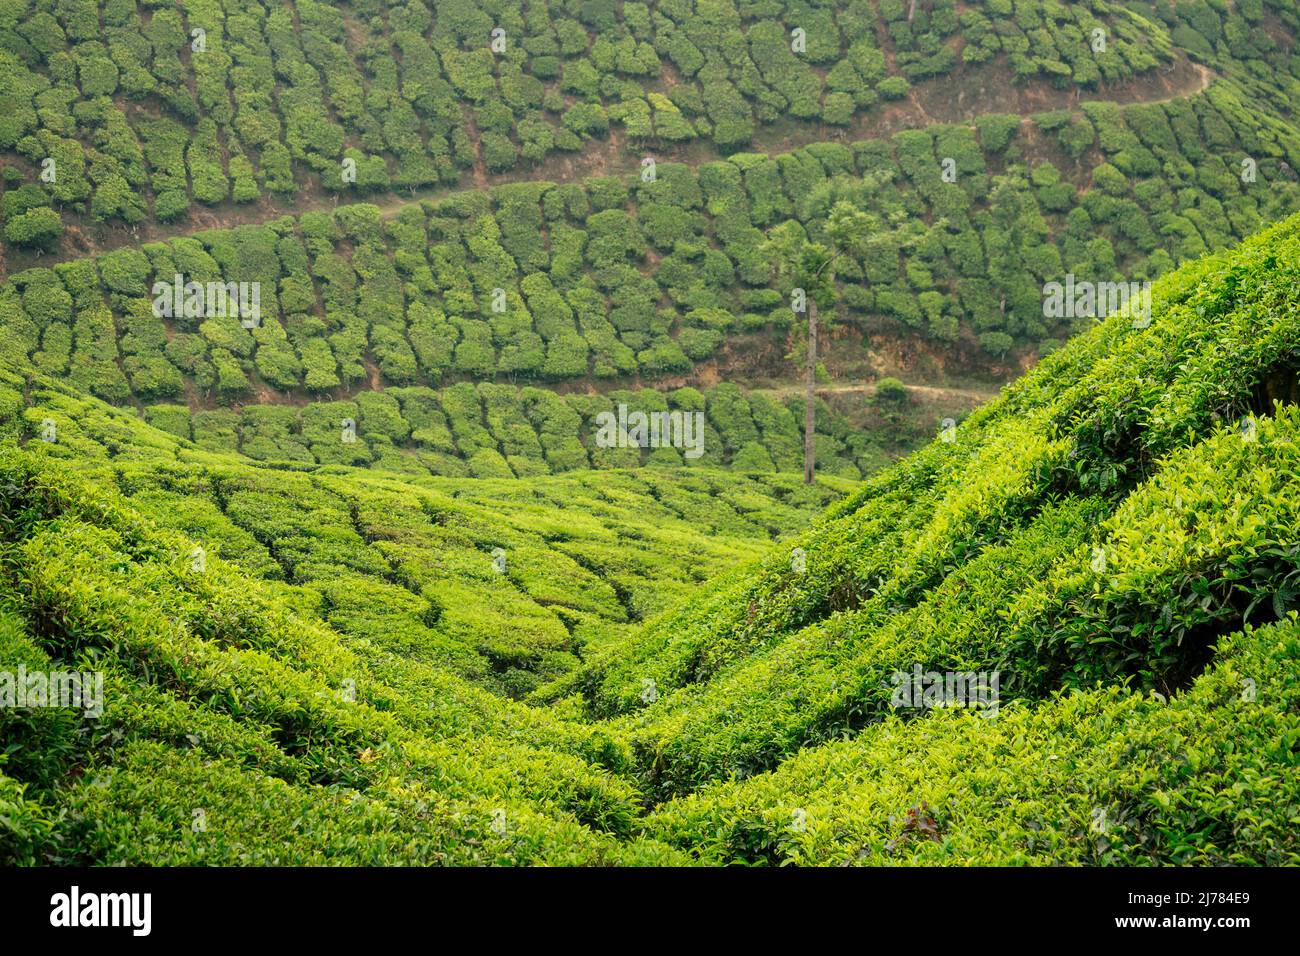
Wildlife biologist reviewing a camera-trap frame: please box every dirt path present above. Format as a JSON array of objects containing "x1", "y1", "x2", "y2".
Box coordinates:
[
  {"x1": 736, "y1": 53, "x2": 1215, "y2": 158},
  {"x1": 1152, "y1": 62, "x2": 1215, "y2": 104},
  {"x1": 758, "y1": 380, "x2": 1001, "y2": 405}
]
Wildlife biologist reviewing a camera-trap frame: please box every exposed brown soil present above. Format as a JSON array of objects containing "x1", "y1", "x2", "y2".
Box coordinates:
[{"x1": 759, "y1": 379, "x2": 998, "y2": 405}]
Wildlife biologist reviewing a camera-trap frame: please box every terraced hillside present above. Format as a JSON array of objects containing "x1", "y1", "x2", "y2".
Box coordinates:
[
  {"x1": 0, "y1": 1, "x2": 1298, "y2": 473},
  {"x1": 9, "y1": 87, "x2": 1300, "y2": 398},
  {"x1": 3, "y1": 205, "x2": 1299, "y2": 866},
  {"x1": 0, "y1": 0, "x2": 1181, "y2": 253}
]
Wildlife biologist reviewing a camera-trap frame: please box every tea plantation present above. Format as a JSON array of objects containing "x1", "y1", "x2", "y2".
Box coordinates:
[
  {"x1": 2, "y1": 208, "x2": 1298, "y2": 865},
  {"x1": 2, "y1": 0, "x2": 1299, "y2": 870}
]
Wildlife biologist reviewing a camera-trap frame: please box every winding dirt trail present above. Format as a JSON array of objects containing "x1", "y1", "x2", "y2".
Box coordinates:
[{"x1": 758, "y1": 380, "x2": 1001, "y2": 406}]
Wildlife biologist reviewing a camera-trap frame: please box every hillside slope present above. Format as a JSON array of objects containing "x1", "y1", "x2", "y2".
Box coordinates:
[
  {"x1": 556, "y1": 209, "x2": 1300, "y2": 815},
  {"x1": 0, "y1": 0, "x2": 1186, "y2": 258},
  {"x1": 3, "y1": 208, "x2": 1300, "y2": 866}
]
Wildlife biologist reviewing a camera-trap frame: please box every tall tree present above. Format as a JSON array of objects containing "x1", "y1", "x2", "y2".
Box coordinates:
[{"x1": 762, "y1": 201, "x2": 873, "y2": 483}]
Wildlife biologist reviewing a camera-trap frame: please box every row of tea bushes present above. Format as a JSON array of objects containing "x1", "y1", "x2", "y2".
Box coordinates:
[
  {"x1": 139, "y1": 382, "x2": 897, "y2": 480},
  {"x1": 642, "y1": 616, "x2": 1300, "y2": 865}
]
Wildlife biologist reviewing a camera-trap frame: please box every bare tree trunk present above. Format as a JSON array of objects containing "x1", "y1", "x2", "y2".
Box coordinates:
[
  {"x1": 804, "y1": 298, "x2": 817, "y2": 485},
  {"x1": 908, "y1": 0, "x2": 918, "y2": 23}
]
